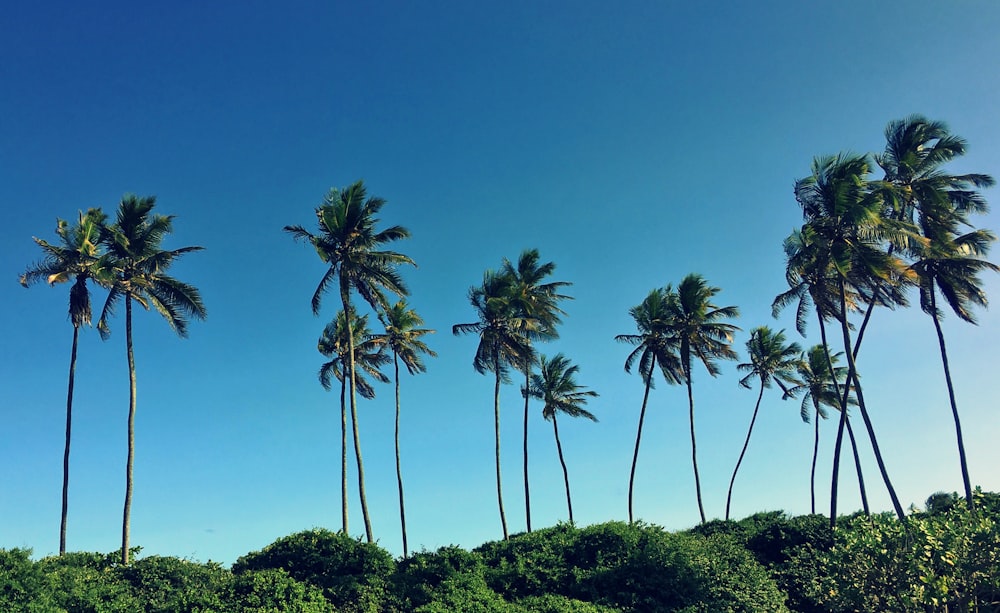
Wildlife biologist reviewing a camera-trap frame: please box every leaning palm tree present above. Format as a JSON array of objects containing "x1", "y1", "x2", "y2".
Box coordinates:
[
  {"x1": 910, "y1": 225, "x2": 998, "y2": 508},
  {"x1": 369, "y1": 300, "x2": 436, "y2": 557},
  {"x1": 501, "y1": 249, "x2": 571, "y2": 533},
  {"x1": 318, "y1": 309, "x2": 391, "y2": 537},
  {"x1": 523, "y1": 354, "x2": 597, "y2": 524},
  {"x1": 97, "y1": 195, "x2": 206, "y2": 564},
  {"x1": 20, "y1": 208, "x2": 108, "y2": 555},
  {"x1": 285, "y1": 180, "x2": 413, "y2": 543},
  {"x1": 664, "y1": 273, "x2": 739, "y2": 524},
  {"x1": 453, "y1": 269, "x2": 533, "y2": 540},
  {"x1": 615, "y1": 287, "x2": 683, "y2": 524},
  {"x1": 725, "y1": 327, "x2": 801, "y2": 520}
]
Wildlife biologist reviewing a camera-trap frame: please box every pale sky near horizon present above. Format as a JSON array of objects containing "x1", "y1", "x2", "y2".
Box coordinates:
[{"x1": 3, "y1": 1, "x2": 1000, "y2": 565}]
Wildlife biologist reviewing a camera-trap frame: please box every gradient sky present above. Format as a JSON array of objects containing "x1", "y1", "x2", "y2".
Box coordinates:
[{"x1": 3, "y1": 1, "x2": 1000, "y2": 565}]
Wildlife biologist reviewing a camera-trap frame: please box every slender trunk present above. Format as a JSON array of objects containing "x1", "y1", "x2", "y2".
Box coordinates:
[
  {"x1": 845, "y1": 416, "x2": 870, "y2": 516},
  {"x1": 628, "y1": 370, "x2": 653, "y2": 524},
  {"x1": 340, "y1": 374, "x2": 348, "y2": 534},
  {"x1": 122, "y1": 298, "x2": 136, "y2": 565},
  {"x1": 726, "y1": 383, "x2": 765, "y2": 520},
  {"x1": 930, "y1": 292, "x2": 974, "y2": 509},
  {"x1": 821, "y1": 312, "x2": 848, "y2": 530},
  {"x1": 342, "y1": 289, "x2": 373, "y2": 542},
  {"x1": 523, "y1": 365, "x2": 531, "y2": 533},
  {"x1": 394, "y1": 353, "x2": 409, "y2": 557},
  {"x1": 810, "y1": 401, "x2": 820, "y2": 515},
  {"x1": 685, "y1": 358, "x2": 706, "y2": 524},
  {"x1": 494, "y1": 360, "x2": 508, "y2": 540},
  {"x1": 60, "y1": 325, "x2": 80, "y2": 555},
  {"x1": 837, "y1": 277, "x2": 905, "y2": 521},
  {"x1": 552, "y1": 415, "x2": 573, "y2": 524}
]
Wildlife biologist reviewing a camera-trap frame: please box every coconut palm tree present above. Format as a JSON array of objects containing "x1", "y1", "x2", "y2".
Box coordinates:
[
  {"x1": 369, "y1": 300, "x2": 436, "y2": 557},
  {"x1": 97, "y1": 195, "x2": 206, "y2": 564},
  {"x1": 285, "y1": 180, "x2": 413, "y2": 543},
  {"x1": 910, "y1": 226, "x2": 998, "y2": 508},
  {"x1": 794, "y1": 153, "x2": 914, "y2": 523},
  {"x1": 501, "y1": 249, "x2": 571, "y2": 533},
  {"x1": 615, "y1": 287, "x2": 684, "y2": 524},
  {"x1": 725, "y1": 327, "x2": 801, "y2": 520},
  {"x1": 664, "y1": 274, "x2": 739, "y2": 524},
  {"x1": 523, "y1": 354, "x2": 597, "y2": 524},
  {"x1": 318, "y1": 309, "x2": 391, "y2": 537},
  {"x1": 453, "y1": 269, "x2": 533, "y2": 540},
  {"x1": 20, "y1": 208, "x2": 108, "y2": 555}
]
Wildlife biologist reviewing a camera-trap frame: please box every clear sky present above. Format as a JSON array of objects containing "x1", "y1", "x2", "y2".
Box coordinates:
[{"x1": 3, "y1": 1, "x2": 1000, "y2": 565}]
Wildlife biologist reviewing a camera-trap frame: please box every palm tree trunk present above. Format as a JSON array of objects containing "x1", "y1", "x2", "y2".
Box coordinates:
[
  {"x1": 685, "y1": 361, "x2": 707, "y2": 524},
  {"x1": 523, "y1": 366, "x2": 531, "y2": 533},
  {"x1": 628, "y1": 371, "x2": 653, "y2": 524},
  {"x1": 845, "y1": 416, "x2": 870, "y2": 516},
  {"x1": 810, "y1": 402, "x2": 821, "y2": 514},
  {"x1": 821, "y1": 312, "x2": 848, "y2": 529},
  {"x1": 122, "y1": 297, "x2": 136, "y2": 565},
  {"x1": 837, "y1": 278, "x2": 905, "y2": 521},
  {"x1": 930, "y1": 292, "x2": 974, "y2": 509},
  {"x1": 60, "y1": 325, "x2": 79, "y2": 555},
  {"x1": 494, "y1": 362, "x2": 509, "y2": 540},
  {"x1": 342, "y1": 288, "x2": 373, "y2": 543},
  {"x1": 394, "y1": 353, "x2": 409, "y2": 557},
  {"x1": 340, "y1": 374, "x2": 348, "y2": 534},
  {"x1": 552, "y1": 415, "x2": 573, "y2": 523},
  {"x1": 726, "y1": 383, "x2": 764, "y2": 520}
]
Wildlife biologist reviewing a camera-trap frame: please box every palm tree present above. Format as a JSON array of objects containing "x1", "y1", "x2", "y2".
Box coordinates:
[
  {"x1": 453, "y1": 269, "x2": 533, "y2": 540},
  {"x1": 20, "y1": 208, "x2": 108, "y2": 555},
  {"x1": 615, "y1": 288, "x2": 683, "y2": 524},
  {"x1": 910, "y1": 226, "x2": 998, "y2": 508},
  {"x1": 285, "y1": 180, "x2": 413, "y2": 543},
  {"x1": 793, "y1": 153, "x2": 914, "y2": 523},
  {"x1": 523, "y1": 354, "x2": 597, "y2": 524},
  {"x1": 725, "y1": 327, "x2": 801, "y2": 520},
  {"x1": 665, "y1": 274, "x2": 739, "y2": 524},
  {"x1": 369, "y1": 300, "x2": 436, "y2": 557},
  {"x1": 97, "y1": 195, "x2": 206, "y2": 564},
  {"x1": 501, "y1": 249, "x2": 571, "y2": 533},
  {"x1": 318, "y1": 309, "x2": 391, "y2": 537}
]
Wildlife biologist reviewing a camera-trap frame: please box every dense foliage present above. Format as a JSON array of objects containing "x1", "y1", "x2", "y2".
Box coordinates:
[{"x1": 3, "y1": 496, "x2": 998, "y2": 612}]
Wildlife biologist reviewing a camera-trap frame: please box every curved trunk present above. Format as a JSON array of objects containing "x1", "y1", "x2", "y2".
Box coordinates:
[
  {"x1": 122, "y1": 297, "x2": 136, "y2": 565},
  {"x1": 837, "y1": 278, "x2": 905, "y2": 521},
  {"x1": 628, "y1": 370, "x2": 653, "y2": 524},
  {"x1": 726, "y1": 383, "x2": 765, "y2": 520},
  {"x1": 60, "y1": 325, "x2": 80, "y2": 555},
  {"x1": 821, "y1": 312, "x2": 848, "y2": 530},
  {"x1": 552, "y1": 415, "x2": 573, "y2": 523},
  {"x1": 494, "y1": 359, "x2": 508, "y2": 540},
  {"x1": 523, "y1": 366, "x2": 531, "y2": 533},
  {"x1": 685, "y1": 357, "x2": 706, "y2": 524},
  {"x1": 342, "y1": 288, "x2": 373, "y2": 542},
  {"x1": 340, "y1": 372, "x2": 348, "y2": 534},
  {"x1": 930, "y1": 292, "x2": 974, "y2": 509},
  {"x1": 845, "y1": 415, "x2": 870, "y2": 516},
  {"x1": 810, "y1": 400, "x2": 821, "y2": 514},
  {"x1": 394, "y1": 353, "x2": 409, "y2": 557}
]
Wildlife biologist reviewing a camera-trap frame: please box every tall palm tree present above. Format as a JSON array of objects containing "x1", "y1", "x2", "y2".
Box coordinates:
[
  {"x1": 664, "y1": 273, "x2": 739, "y2": 524},
  {"x1": 20, "y1": 208, "x2": 108, "y2": 555},
  {"x1": 369, "y1": 300, "x2": 436, "y2": 557},
  {"x1": 453, "y1": 269, "x2": 533, "y2": 540},
  {"x1": 615, "y1": 288, "x2": 683, "y2": 524},
  {"x1": 318, "y1": 309, "x2": 391, "y2": 537},
  {"x1": 501, "y1": 249, "x2": 571, "y2": 533},
  {"x1": 97, "y1": 195, "x2": 206, "y2": 564},
  {"x1": 523, "y1": 354, "x2": 597, "y2": 524},
  {"x1": 725, "y1": 327, "x2": 801, "y2": 520},
  {"x1": 910, "y1": 226, "x2": 998, "y2": 508},
  {"x1": 285, "y1": 180, "x2": 413, "y2": 543},
  {"x1": 794, "y1": 154, "x2": 914, "y2": 523}
]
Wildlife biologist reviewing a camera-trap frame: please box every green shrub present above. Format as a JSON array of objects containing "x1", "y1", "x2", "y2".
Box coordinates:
[
  {"x1": 0, "y1": 548, "x2": 50, "y2": 611},
  {"x1": 391, "y1": 545, "x2": 486, "y2": 609},
  {"x1": 413, "y1": 572, "x2": 517, "y2": 612},
  {"x1": 225, "y1": 568, "x2": 333, "y2": 612},
  {"x1": 475, "y1": 523, "x2": 579, "y2": 599},
  {"x1": 114, "y1": 555, "x2": 229, "y2": 612}
]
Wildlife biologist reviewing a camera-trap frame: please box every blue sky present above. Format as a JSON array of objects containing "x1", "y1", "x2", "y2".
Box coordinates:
[{"x1": 3, "y1": 1, "x2": 1000, "y2": 565}]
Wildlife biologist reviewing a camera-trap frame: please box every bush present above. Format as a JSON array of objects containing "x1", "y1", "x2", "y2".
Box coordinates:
[
  {"x1": 475, "y1": 523, "x2": 579, "y2": 599},
  {"x1": 391, "y1": 545, "x2": 486, "y2": 609},
  {"x1": 226, "y1": 568, "x2": 333, "y2": 612},
  {"x1": 114, "y1": 555, "x2": 229, "y2": 612}
]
